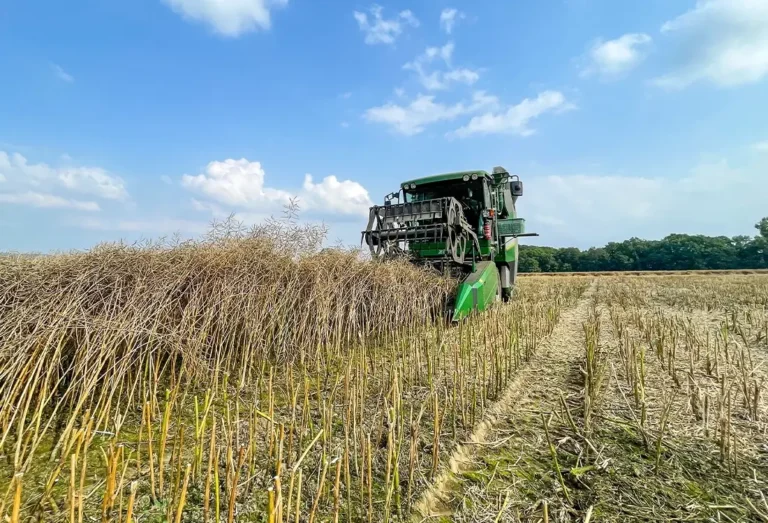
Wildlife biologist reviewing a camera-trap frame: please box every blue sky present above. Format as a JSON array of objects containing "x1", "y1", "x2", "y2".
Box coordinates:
[{"x1": 1, "y1": 0, "x2": 768, "y2": 252}]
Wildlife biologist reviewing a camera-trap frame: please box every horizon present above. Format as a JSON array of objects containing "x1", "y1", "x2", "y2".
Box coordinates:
[{"x1": 2, "y1": 212, "x2": 764, "y2": 256}]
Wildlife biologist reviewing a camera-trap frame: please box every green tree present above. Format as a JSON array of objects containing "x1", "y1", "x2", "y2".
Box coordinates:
[
  {"x1": 518, "y1": 253, "x2": 541, "y2": 273},
  {"x1": 749, "y1": 217, "x2": 768, "y2": 268},
  {"x1": 519, "y1": 246, "x2": 560, "y2": 272},
  {"x1": 515, "y1": 219, "x2": 768, "y2": 273},
  {"x1": 757, "y1": 217, "x2": 768, "y2": 239},
  {"x1": 580, "y1": 247, "x2": 610, "y2": 272},
  {"x1": 555, "y1": 247, "x2": 581, "y2": 272}
]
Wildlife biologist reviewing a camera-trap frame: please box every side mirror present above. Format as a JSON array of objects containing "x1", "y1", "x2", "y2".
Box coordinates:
[{"x1": 511, "y1": 180, "x2": 523, "y2": 196}]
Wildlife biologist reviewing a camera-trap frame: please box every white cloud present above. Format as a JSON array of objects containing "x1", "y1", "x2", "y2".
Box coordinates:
[
  {"x1": 191, "y1": 198, "x2": 224, "y2": 214},
  {"x1": 354, "y1": 5, "x2": 419, "y2": 45},
  {"x1": 301, "y1": 174, "x2": 372, "y2": 216},
  {"x1": 181, "y1": 158, "x2": 373, "y2": 217},
  {"x1": 522, "y1": 173, "x2": 663, "y2": 247},
  {"x1": 540, "y1": 174, "x2": 660, "y2": 219},
  {"x1": 364, "y1": 90, "x2": 498, "y2": 136},
  {"x1": 399, "y1": 10, "x2": 419, "y2": 28},
  {"x1": 160, "y1": 175, "x2": 173, "y2": 185},
  {"x1": 340, "y1": 121, "x2": 350, "y2": 128},
  {"x1": 51, "y1": 63, "x2": 74, "y2": 83},
  {"x1": 0, "y1": 192, "x2": 99, "y2": 211},
  {"x1": 182, "y1": 158, "x2": 291, "y2": 207},
  {"x1": 428, "y1": 42, "x2": 454, "y2": 62},
  {"x1": 440, "y1": 8, "x2": 465, "y2": 34},
  {"x1": 0, "y1": 151, "x2": 128, "y2": 201},
  {"x1": 581, "y1": 33, "x2": 652, "y2": 78},
  {"x1": 403, "y1": 42, "x2": 479, "y2": 90},
  {"x1": 653, "y1": 0, "x2": 768, "y2": 89},
  {"x1": 752, "y1": 140, "x2": 768, "y2": 152},
  {"x1": 162, "y1": 0, "x2": 288, "y2": 37},
  {"x1": 340, "y1": 92, "x2": 352, "y2": 99},
  {"x1": 0, "y1": 173, "x2": 5, "y2": 183},
  {"x1": 450, "y1": 90, "x2": 572, "y2": 138},
  {"x1": 58, "y1": 167, "x2": 128, "y2": 200},
  {"x1": 676, "y1": 159, "x2": 749, "y2": 198},
  {"x1": 522, "y1": 158, "x2": 768, "y2": 247},
  {"x1": 443, "y1": 68, "x2": 479, "y2": 85}
]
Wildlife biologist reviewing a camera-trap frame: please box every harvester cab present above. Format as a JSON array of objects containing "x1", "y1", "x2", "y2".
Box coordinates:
[{"x1": 362, "y1": 166, "x2": 538, "y2": 321}]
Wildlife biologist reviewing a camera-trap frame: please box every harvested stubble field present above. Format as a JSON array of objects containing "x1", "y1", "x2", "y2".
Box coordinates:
[
  {"x1": 1, "y1": 227, "x2": 767, "y2": 522},
  {"x1": 437, "y1": 274, "x2": 768, "y2": 522}
]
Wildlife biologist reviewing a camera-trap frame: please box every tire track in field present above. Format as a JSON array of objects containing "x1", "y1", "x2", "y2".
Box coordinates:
[{"x1": 413, "y1": 280, "x2": 597, "y2": 521}]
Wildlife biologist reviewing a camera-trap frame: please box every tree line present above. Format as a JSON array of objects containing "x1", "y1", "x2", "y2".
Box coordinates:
[{"x1": 519, "y1": 218, "x2": 768, "y2": 273}]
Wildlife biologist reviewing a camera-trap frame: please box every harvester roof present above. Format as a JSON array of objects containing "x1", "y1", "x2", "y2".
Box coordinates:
[{"x1": 400, "y1": 170, "x2": 490, "y2": 188}]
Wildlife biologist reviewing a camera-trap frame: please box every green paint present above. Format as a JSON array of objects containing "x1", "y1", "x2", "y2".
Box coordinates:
[
  {"x1": 497, "y1": 218, "x2": 526, "y2": 236},
  {"x1": 364, "y1": 166, "x2": 535, "y2": 321},
  {"x1": 401, "y1": 170, "x2": 490, "y2": 187},
  {"x1": 451, "y1": 261, "x2": 499, "y2": 321},
  {"x1": 495, "y1": 240, "x2": 518, "y2": 264}
]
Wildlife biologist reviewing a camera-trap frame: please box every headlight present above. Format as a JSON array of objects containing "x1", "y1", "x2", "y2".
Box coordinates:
[
  {"x1": 410, "y1": 183, "x2": 417, "y2": 189},
  {"x1": 471, "y1": 173, "x2": 478, "y2": 180},
  {"x1": 462, "y1": 174, "x2": 470, "y2": 181}
]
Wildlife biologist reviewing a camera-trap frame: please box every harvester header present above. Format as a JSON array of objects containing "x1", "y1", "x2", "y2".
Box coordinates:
[{"x1": 362, "y1": 166, "x2": 537, "y2": 321}]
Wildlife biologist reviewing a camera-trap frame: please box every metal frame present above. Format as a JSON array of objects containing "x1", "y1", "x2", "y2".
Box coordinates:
[{"x1": 362, "y1": 197, "x2": 481, "y2": 267}]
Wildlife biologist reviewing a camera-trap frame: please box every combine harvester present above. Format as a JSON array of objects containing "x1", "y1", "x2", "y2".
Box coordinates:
[{"x1": 362, "y1": 166, "x2": 537, "y2": 321}]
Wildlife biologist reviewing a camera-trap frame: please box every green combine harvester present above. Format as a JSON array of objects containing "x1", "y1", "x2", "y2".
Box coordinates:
[{"x1": 362, "y1": 166, "x2": 537, "y2": 321}]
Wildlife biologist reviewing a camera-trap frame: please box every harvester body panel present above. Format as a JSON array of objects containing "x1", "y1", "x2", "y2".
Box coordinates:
[
  {"x1": 362, "y1": 166, "x2": 536, "y2": 320},
  {"x1": 451, "y1": 261, "x2": 499, "y2": 321}
]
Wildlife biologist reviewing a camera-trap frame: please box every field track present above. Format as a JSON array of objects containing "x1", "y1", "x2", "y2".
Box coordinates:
[
  {"x1": 415, "y1": 281, "x2": 597, "y2": 520},
  {"x1": 420, "y1": 274, "x2": 768, "y2": 522}
]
